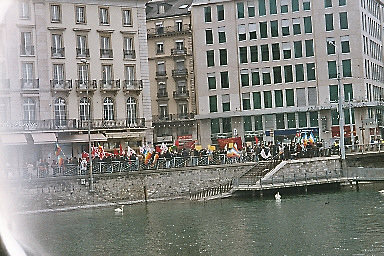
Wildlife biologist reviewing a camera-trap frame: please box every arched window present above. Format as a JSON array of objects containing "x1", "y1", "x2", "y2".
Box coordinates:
[
  {"x1": 79, "y1": 97, "x2": 90, "y2": 121},
  {"x1": 54, "y1": 97, "x2": 67, "y2": 127},
  {"x1": 103, "y1": 97, "x2": 114, "y2": 121},
  {"x1": 23, "y1": 97, "x2": 35, "y2": 122},
  {"x1": 126, "y1": 97, "x2": 137, "y2": 125}
]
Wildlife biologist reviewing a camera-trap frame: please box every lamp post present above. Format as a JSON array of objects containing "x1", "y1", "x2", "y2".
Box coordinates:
[
  {"x1": 80, "y1": 59, "x2": 94, "y2": 192},
  {"x1": 328, "y1": 41, "x2": 346, "y2": 160}
]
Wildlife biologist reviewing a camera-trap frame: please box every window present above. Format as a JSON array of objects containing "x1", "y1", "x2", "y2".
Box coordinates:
[
  {"x1": 303, "y1": 0, "x2": 311, "y2": 10},
  {"x1": 339, "y1": 0, "x2": 347, "y2": 6},
  {"x1": 307, "y1": 63, "x2": 316, "y2": 81},
  {"x1": 51, "y1": 34, "x2": 64, "y2": 57},
  {"x1": 275, "y1": 90, "x2": 283, "y2": 107},
  {"x1": 79, "y1": 97, "x2": 90, "y2": 121},
  {"x1": 175, "y1": 20, "x2": 183, "y2": 32},
  {"x1": 270, "y1": 20, "x2": 279, "y2": 37},
  {"x1": 99, "y1": 7, "x2": 109, "y2": 25},
  {"x1": 262, "y1": 68, "x2": 271, "y2": 85},
  {"x1": 76, "y1": 6, "x2": 86, "y2": 23},
  {"x1": 250, "y1": 46, "x2": 258, "y2": 62},
  {"x1": 329, "y1": 85, "x2": 338, "y2": 102},
  {"x1": 282, "y1": 19, "x2": 290, "y2": 36},
  {"x1": 331, "y1": 109, "x2": 339, "y2": 125},
  {"x1": 204, "y1": 6, "x2": 212, "y2": 22},
  {"x1": 272, "y1": 43, "x2": 280, "y2": 60},
  {"x1": 287, "y1": 113, "x2": 296, "y2": 128},
  {"x1": 239, "y1": 47, "x2": 248, "y2": 64},
  {"x1": 283, "y1": 42, "x2": 291, "y2": 59},
  {"x1": 209, "y1": 96, "x2": 217, "y2": 112},
  {"x1": 218, "y1": 27, "x2": 226, "y2": 43},
  {"x1": 54, "y1": 98, "x2": 66, "y2": 127},
  {"x1": 260, "y1": 22, "x2": 268, "y2": 38},
  {"x1": 51, "y1": 4, "x2": 61, "y2": 22},
  {"x1": 125, "y1": 65, "x2": 135, "y2": 87},
  {"x1": 76, "y1": 35, "x2": 88, "y2": 57},
  {"x1": 77, "y1": 63, "x2": 88, "y2": 87},
  {"x1": 325, "y1": 0, "x2": 332, "y2": 8},
  {"x1": 101, "y1": 65, "x2": 113, "y2": 88},
  {"x1": 157, "y1": 62, "x2": 165, "y2": 76},
  {"x1": 237, "y1": 2, "x2": 244, "y2": 18},
  {"x1": 308, "y1": 87, "x2": 317, "y2": 105},
  {"x1": 238, "y1": 25, "x2": 246, "y2": 41},
  {"x1": 0, "y1": 98, "x2": 8, "y2": 122},
  {"x1": 270, "y1": 0, "x2": 277, "y2": 14},
  {"x1": 205, "y1": 29, "x2": 213, "y2": 45},
  {"x1": 261, "y1": 44, "x2": 269, "y2": 61},
  {"x1": 276, "y1": 114, "x2": 285, "y2": 129},
  {"x1": 298, "y1": 112, "x2": 307, "y2": 128},
  {"x1": 286, "y1": 89, "x2": 294, "y2": 106},
  {"x1": 159, "y1": 104, "x2": 168, "y2": 120},
  {"x1": 296, "y1": 64, "x2": 304, "y2": 82},
  {"x1": 244, "y1": 116, "x2": 252, "y2": 131},
  {"x1": 284, "y1": 65, "x2": 293, "y2": 83},
  {"x1": 304, "y1": 16, "x2": 312, "y2": 33},
  {"x1": 248, "y1": 1, "x2": 255, "y2": 17},
  {"x1": 344, "y1": 83, "x2": 353, "y2": 101},
  {"x1": 327, "y1": 38, "x2": 335, "y2": 55},
  {"x1": 19, "y1": 1, "x2": 30, "y2": 19},
  {"x1": 100, "y1": 35, "x2": 112, "y2": 58},
  {"x1": 292, "y1": 0, "x2": 299, "y2": 12},
  {"x1": 206, "y1": 50, "x2": 214, "y2": 67},
  {"x1": 220, "y1": 71, "x2": 229, "y2": 88},
  {"x1": 264, "y1": 91, "x2": 272, "y2": 108},
  {"x1": 281, "y1": 0, "x2": 289, "y2": 13},
  {"x1": 219, "y1": 49, "x2": 227, "y2": 65},
  {"x1": 344, "y1": 108, "x2": 354, "y2": 125},
  {"x1": 211, "y1": 119, "x2": 220, "y2": 134},
  {"x1": 222, "y1": 118, "x2": 232, "y2": 133},
  {"x1": 325, "y1": 14, "x2": 334, "y2": 31},
  {"x1": 222, "y1": 94, "x2": 230, "y2": 111},
  {"x1": 249, "y1": 23, "x2": 257, "y2": 40},
  {"x1": 255, "y1": 115, "x2": 263, "y2": 130},
  {"x1": 259, "y1": 0, "x2": 266, "y2": 16},
  {"x1": 21, "y1": 32, "x2": 34, "y2": 56},
  {"x1": 208, "y1": 73, "x2": 216, "y2": 90},
  {"x1": 293, "y1": 18, "x2": 301, "y2": 35},
  {"x1": 253, "y1": 92, "x2": 261, "y2": 109},
  {"x1": 127, "y1": 97, "x2": 137, "y2": 125},
  {"x1": 156, "y1": 42, "x2": 164, "y2": 54},
  {"x1": 158, "y1": 4, "x2": 165, "y2": 14},
  {"x1": 241, "y1": 70, "x2": 249, "y2": 87},
  {"x1": 294, "y1": 41, "x2": 302, "y2": 58},
  {"x1": 21, "y1": 63, "x2": 34, "y2": 88},
  {"x1": 52, "y1": 64, "x2": 64, "y2": 88},
  {"x1": 328, "y1": 61, "x2": 337, "y2": 79},
  {"x1": 156, "y1": 23, "x2": 164, "y2": 34},
  {"x1": 273, "y1": 67, "x2": 282, "y2": 83},
  {"x1": 252, "y1": 69, "x2": 260, "y2": 85},
  {"x1": 339, "y1": 12, "x2": 348, "y2": 29},
  {"x1": 157, "y1": 82, "x2": 167, "y2": 97},
  {"x1": 297, "y1": 88, "x2": 306, "y2": 106},
  {"x1": 305, "y1": 39, "x2": 314, "y2": 57},
  {"x1": 123, "y1": 37, "x2": 135, "y2": 59},
  {"x1": 341, "y1": 36, "x2": 350, "y2": 53},
  {"x1": 178, "y1": 103, "x2": 188, "y2": 118},
  {"x1": 23, "y1": 98, "x2": 36, "y2": 122},
  {"x1": 122, "y1": 9, "x2": 132, "y2": 26},
  {"x1": 217, "y1": 5, "x2": 225, "y2": 21},
  {"x1": 342, "y1": 59, "x2": 352, "y2": 77}
]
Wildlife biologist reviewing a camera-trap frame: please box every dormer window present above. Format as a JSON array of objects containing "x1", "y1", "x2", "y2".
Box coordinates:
[{"x1": 158, "y1": 4, "x2": 165, "y2": 14}]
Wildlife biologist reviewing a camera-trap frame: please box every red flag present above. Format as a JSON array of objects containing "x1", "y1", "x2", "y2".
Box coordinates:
[
  {"x1": 119, "y1": 144, "x2": 125, "y2": 155},
  {"x1": 175, "y1": 139, "x2": 180, "y2": 148},
  {"x1": 255, "y1": 136, "x2": 259, "y2": 144},
  {"x1": 114, "y1": 148, "x2": 118, "y2": 156},
  {"x1": 82, "y1": 151, "x2": 89, "y2": 159},
  {"x1": 155, "y1": 146, "x2": 161, "y2": 153}
]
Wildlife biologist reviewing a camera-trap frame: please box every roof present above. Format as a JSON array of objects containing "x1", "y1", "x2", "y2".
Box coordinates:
[{"x1": 146, "y1": 0, "x2": 192, "y2": 19}]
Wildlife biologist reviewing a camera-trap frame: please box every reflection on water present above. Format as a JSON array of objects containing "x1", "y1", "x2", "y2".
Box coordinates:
[{"x1": 13, "y1": 188, "x2": 384, "y2": 256}]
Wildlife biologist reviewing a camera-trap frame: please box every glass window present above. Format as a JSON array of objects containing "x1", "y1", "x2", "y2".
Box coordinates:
[
  {"x1": 205, "y1": 29, "x2": 213, "y2": 45},
  {"x1": 283, "y1": 42, "x2": 291, "y2": 59},
  {"x1": 260, "y1": 22, "x2": 268, "y2": 38},
  {"x1": 287, "y1": 113, "x2": 296, "y2": 128},
  {"x1": 325, "y1": 14, "x2": 334, "y2": 31},
  {"x1": 238, "y1": 24, "x2": 246, "y2": 41},
  {"x1": 276, "y1": 113, "x2": 285, "y2": 129},
  {"x1": 51, "y1": 4, "x2": 61, "y2": 22},
  {"x1": 253, "y1": 92, "x2": 261, "y2": 109},
  {"x1": 52, "y1": 64, "x2": 64, "y2": 87},
  {"x1": 222, "y1": 118, "x2": 232, "y2": 133},
  {"x1": 273, "y1": 66, "x2": 282, "y2": 83},
  {"x1": 241, "y1": 72, "x2": 249, "y2": 87},
  {"x1": 262, "y1": 68, "x2": 271, "y2": 85},
  {"x1": 281, "y1": 0, "x2": 289, "y2": 13},
  {"x1": 331, "y1": 109, "x2": 339, "y2": 125},
  {"x1": 219, "y1": 49, "x2": 227, "y2": 65},
  {"x1": 244, "y1": 116, "x2": 252, "y2": 131},
  {"x1": 53, "y1": 97, "x2": 66, "y2": 127},
  {"x1": 261, "y1": 44, "x2": 269, "y2": 61},
  {"x1": 222, "y1": 94, "x2": 230, "y2": 112},
  {"x1": 211, "y1": 119, "x2": 220, "y2": 134},
  {"x1": 275, "y1": 90, "x2": 283, "y2": 107},
  {"x1": 310, "y1": 111, "x2": 318, "y2": 127},
  {"x1": 248, "y1": 1, "x2": 256, "y2": 17},
  {"x1": 282, "y1": 19, "x2": 290, "y2": 36},
  {"x1": 342, "y1": 59, "x2": 352, "y2": 77},
  {"x1": 122, "y1": 9, "x2": 132, "y2": 26},
  {"x1": 270, "y1": 20, "x2": 279, "y2": 37},
  {"x1": 76, "y1": 6, "x2": 86, "y2": 23},
  {"x1": 204, "y1": 6, "x2": 212, "y2": 22},
  {"x1": 304, "y1": 16, "x2": 312, "y2": 33},
  {"x1": 156, "y1": 42, "x2": 164, "y2": 54},
  {"x1": 209, "y1": 95, "x2": 217, "y2": 112},
  {"x1": 296, "y1": 64, "x2": 304, "y2": 82},
  {"x1": 250, "y1": 46, "x2": 258, "y2": 62},
  {"x1": 284, "y1": 65, "x2": 293, "y2": 83},
  {"x1": 208, "y1": 74, "x2": 216, "y2": 90},
  {"x1": 305, "y1": 39, "x2": 314, "y2": 57},
  {"x1": 127, "y1": 97, "x2": 137, "y2": 125},
  {"x1": 221, "y1": 71, "x2": 229, "y2": 88},
  {"x1": 252, "y1": 69, "x2": 260, "y2": 85},
  {"x1": 292, "y1": 0, "x2": 299, "y2": 12},
  {"x1": 255, "y1": 115, "x2": 263, "y2": 130},
  {"x1": 103, "y1": 97, "x2": 114, "y2": 120},
  {"x1": 249, "y1": 23, "x2": 257, "y2": 40},
  {"x1": 269, "y1": 0, "x2": 277, "y2": 14},
  {"x1": 328, "y1": 61, "x2": 337, "y2": 79},
  {"x1": 218, "y1": 27, "x2": 226, "y2": 43},
  {"x1": 308, "y1": 87, "x2": 317, "y2": 105},
  {"x1": 344, "y1": 83, "x2": 353, "y2": 101},
  {"x1": 329, "y1": 85, "x2": 338, "y2": 102},
  {"x1": 341, "y1": 36, "x2": 350, "y2": 53},
  {"x1": 19, "y1": 1, "x2": 30, "y2": 19},
  {"x1": 259, "y1": 0, "x2": 266, "y2": 16},
  {"x1": 99, "y1": 7, "x2": 109, "y2": 25},
  {"x1": 159, "y1": 104, "x2": 168, "y2": 119},
  {"x1": 264, "y1": 91, "x2": 272, "y2": 108},
  {"x1": 293, "y1": 19, "x2": 301, "y2": 35},
  {"x1": 325, "y1": 0, "x2": 332, "y2": 8},
  {"x1": 242, "y1": 93, "x2": 251, "y2": 110},
  {"x1": 79, "y1": 97, "x2": 90, "y2": 121},
  {"x1": 339, "y1": 0, "x2": 347, "y2": 6},
  {"x1": 272, "y1": 43, "x2": 280, "y2": 60},
  {"x1": 307, "y1": 63, "x2": 316, "y2": 81},
  {"x1": 23, "y1": 98, "x2": 36, "y2": 122},
  {"x1": 206, "y1": 50, "x2": 214, "y2": 67},
  {"x1": 217, "y1": 5, "x2": 225, "y2": 21},
  {"x1": 303, "y1": 0, "x2": 311, "y2": 10},
  {"x1": 298, "y1": 112, "x2": 307, "y2": 128},
  {"x1": 294, "y1": 41, "x2": 302, "y2": 58},
  {"x1": 297, "y1": 88, "x2": 306, "y2": 106},
  {"x1": 339, "y1": 12, "x2": 348, "y2": 29},
  {"x1": 344, "y1": 108, "x2": 354, "y2": 125},
  {"x1": 327, "y1": 38, "x2": 335, "y2": 55},
  {"x1": 237, "y1": 2, "x2": 245, "y2": 18},
  {"x1": 286, "y1": 89, "x2": 294, "y2": 106}
]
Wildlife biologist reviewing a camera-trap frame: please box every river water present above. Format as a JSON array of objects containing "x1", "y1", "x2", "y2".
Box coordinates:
[{"x1": 13, "y1": 186, "x2": 384, "y2": 256}]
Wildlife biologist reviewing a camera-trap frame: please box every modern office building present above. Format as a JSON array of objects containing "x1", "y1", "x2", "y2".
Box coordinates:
[
  {"x1": 146, "y1": 0, "x2": 197, "y2": 147},
  {"x1": 0, "y1": 0, "x2": 151, "y2": 175},
  {"x1": 191, "y1": 0, "x2": 384, "y2": 148}
]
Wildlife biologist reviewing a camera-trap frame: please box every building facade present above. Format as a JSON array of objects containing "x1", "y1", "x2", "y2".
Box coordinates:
[
  {"x1": 146, "y1": 0, "x2": 197, "y2": 147},
  {"x1": 0, "y1": 0, "x2": 151, "y2": 175},
  {"x1": 192, "y1": 0, "x2": 384, "y2": 148}
]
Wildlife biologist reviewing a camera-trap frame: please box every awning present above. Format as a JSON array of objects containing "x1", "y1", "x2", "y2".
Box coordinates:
[
  {"x1": 0, "y1": 134, "x2": 27, "y2": 145},
  {"x1": 105, "y1": 132, "x2": 145, "y2": 139},
  {"x1": 58, "y1": 133, "x2": 107, "y2": 143},
  {"x1": 31, "y1": 133, "x2": 57, "y2": 144}
]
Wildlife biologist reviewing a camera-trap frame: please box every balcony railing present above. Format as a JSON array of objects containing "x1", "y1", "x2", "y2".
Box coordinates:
[
  {"x1": 173, "y1": 90, "x2": 189, "y2": 100},
  {"x1": 20, "y1": 79, "x2": 39, "y2": 90},
  {"x1": 147, "y1": 24, "x2": 191, "y2": 36},
  {"x1": 76, "y1": 48, "x2": 90, "y2": 57},
  {"x1": 171, "y1": 48, "x2": 187, "y2": 56},
  {"x1": 123, "y1": 80, "x2": 142, "y2": 92},
  {"x1": 50, "y1": 79, "x2": 72, "y2": 91},
  {"x1": 152, "y1": 113, "x2": 194, "y2": 122},
  {"x1": 123, "y1": 50, "x2": 136, "y2": 59},
  {"x1": 100, "y1": 49, "x2": 113, "y2": 58},
  {"x1": 51, "y1": 47, "x2": 65, "y2": 58},
  {"x1": 20, "y1": 45, "x2": 35, "y2": 56},
  {"x1": 172, "y1": 68, "x2": 188, "y2": 77},
  {"x1": 75, "y1": 80, "x2": 97, "y2": 91},
  {"x1": 156, "y1": 71, "x2": 167, "y2": 77},
  {"x1": 76, "y1": 118, "x2": 146, "y2": 129},
  {"x1": 157, "y1": 91, "x2": 168, "y2": 98},
  {"x1": 99, "y1": 80, "x2": 120, "y2": 91},
  {"x1": 0, "y1": 79, "x2": 10, "y2": 90}
]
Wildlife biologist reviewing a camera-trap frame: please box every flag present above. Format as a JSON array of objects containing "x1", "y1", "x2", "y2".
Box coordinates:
[
  {"x1": 303, "y1": 133, "x2": 308, "y2": 146},
  {"x1": 119, "y1": 144, "x2": 125, "y2": 156},
  {"x1": 58, "y1": 157, "x2": 64, "y2": 166},
  {"x1": 151, "y1": 153, "x2": 159, "y2": 167},
  {"x1": 98, "y1": 145, "x2": 105, "y2": 159},
  {"x1": 114, "y1": 148, "x2": 118, "y2": 156},
  {"x1": 55, "y1": 144, "x2": 61, "y2": 156},
  {"x1": 309, "y1": 132, "x2": 315, "y2": 144},
  {"x1": 175, "y1": 139, "x2": 180, "y2": 148},
  {"x1": 255, "y1": 136, "x2": 259, "y2": 144},
  {"x1": 160, "y1": 143, "x2": 168, "y2": 154},
  {"x1": 126, "y1": 146, "x2": 136, "y2": 157},
  {"x1": 82, "y1": 151, "x2": 89, "y2": 159},
  {"x1": 155, "y1": 146, "x2": 161, "y2": 153},
  {"x1": 227, "y1": 146, "x2": 241, "y2": 158},
  {"x1": 144, "y1": 151, "x2": 152, "y2": 165},
  {"x1": 169, "y1": 145, "x2": 177, "y2": 152}
]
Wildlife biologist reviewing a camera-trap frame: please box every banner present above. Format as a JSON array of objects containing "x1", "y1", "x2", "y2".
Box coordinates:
[{"x1": 217, "y1": 137, "x2": 243, "y2": 150}]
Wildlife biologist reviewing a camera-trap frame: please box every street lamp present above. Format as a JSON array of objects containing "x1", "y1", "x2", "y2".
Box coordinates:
[
  {"x1": 80, "y1": 58, "x2": 94, "y2": 192},
  {"x1": 328, "y1": 41, "x2": 346, "y2": 160}
]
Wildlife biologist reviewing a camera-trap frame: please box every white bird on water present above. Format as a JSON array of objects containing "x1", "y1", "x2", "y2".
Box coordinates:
[
  {"x1": 275, "y1": 192, "x2": 281, "y2": 201},
  {"x1": 379, "y1": 190, "x2": 384, "y2": 194},
  {"x1": 115, "y1": 205, "x2": 124, "y2": 213}
]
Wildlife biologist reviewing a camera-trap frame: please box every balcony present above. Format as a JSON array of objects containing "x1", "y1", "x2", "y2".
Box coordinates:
[
  {"x1": 171, "y1": 48, "x2": 187, "y2": 56},
  {"x1": 76, "y1": 118, "x2": 146, "y2": 129},
  {"x1": 123, "y1": 50, "x2": 136, "y2": 60},
  {"x1": 20, "y1": 79, "x2": 39, "y2": 90},
  {"x1": 99, "y1": 80, "x2": 120, "y2": 92},
  {"x1": 50, "y1": 79, "x2": 72, "y2": 92},
  {"x1": 156, "y1": 71, "x2": 167, "y2": 77},
  {"x1": 75, "y1": 80, "x2": 97, "y2": 92},
  {"x1": 173, "y1": 90, "x2": 189, "y2": 100},
  {"x1": 147, "y1": 24, "x2": 191, "y2": 37},
  {"x1": 51, "y1": 47, "x2": 65, "y2": 58},
  {"x1": 123, "y1": 80, "x2": 142, "y2": 93},
  {"x1": 20, "y1": 45, "x2": 35, "y2": 56},
  {"x1": 100, "y1": 49, "x2": 113, "y2": 58},
  {"x1": 76, "y1": 48, "x2": 90, "y2": 58},
  {"x1": 152, "y1": 113, "x2": 194, "y2": 122},
  {"x1": 157, "y1": 91, "x2": 168, "y2": 99},
  {"x1": 172, "y1": 68, "x2": 188, "y2": 78}
]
